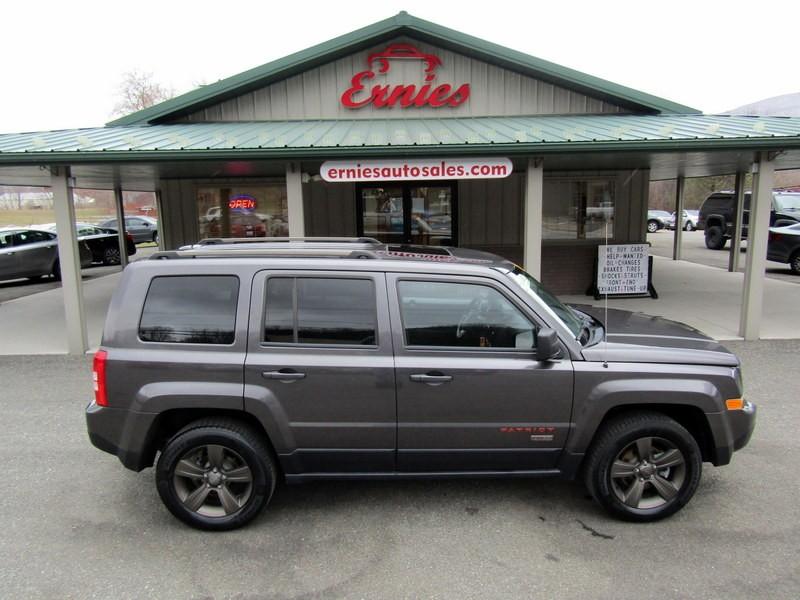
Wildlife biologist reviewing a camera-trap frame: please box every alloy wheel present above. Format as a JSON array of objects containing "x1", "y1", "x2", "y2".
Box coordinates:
[
  {"x1": 609, "y1": 436, "x2": 686, "y2": 510},
  {"x1": 172, "y1": 444, "x2": 253, "y2": 518}
]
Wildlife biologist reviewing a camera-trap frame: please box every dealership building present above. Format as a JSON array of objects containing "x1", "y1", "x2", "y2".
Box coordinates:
[{"x1": 1, "y1": 11, "x2": 800, "y2": 353}]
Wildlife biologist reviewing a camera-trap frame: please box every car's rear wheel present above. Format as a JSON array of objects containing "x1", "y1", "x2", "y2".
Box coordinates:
[
  {"x1": 156, "y1": 418, "x2": 276, "y2": 531},
  {"x1": 790, "y1": 250, "x2": 800, "y2": 274},
  {"x1": 103, "y1": 246, "x2": 121, "y2": 265},
  {"x1": 647, "y1": 220, "x2": 659, "y2": 233},
  {"x1": 152, "y1": 231, "x2": 159, "y2": 245},
  {"x1": 705, "y1": 225, "x2": 726, "y2": 249},
  {"x1": 684, "y1": 221, "x2": 695, "y2": 232},
  {"x1": 584, "y1": 412, "x2": 702, "y2": 522}
]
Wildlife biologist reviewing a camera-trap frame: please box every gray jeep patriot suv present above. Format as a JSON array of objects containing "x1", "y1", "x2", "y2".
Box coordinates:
[{"x1": 86, "y1": 238, "x2": 755, "y2": 530}]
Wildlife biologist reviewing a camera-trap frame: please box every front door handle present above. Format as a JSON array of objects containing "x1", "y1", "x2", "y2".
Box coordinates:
[
  {"x1": 409, "y1": 372, "x2": 453, "y2": 385},
  {"x1": 262, "y1": 369, "x2": 306, "y2": 382}
]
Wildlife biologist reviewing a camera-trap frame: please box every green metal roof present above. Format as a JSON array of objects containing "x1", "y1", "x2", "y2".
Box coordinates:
[
  {"x1": 2, "y1": 115, "x2": 800, "y2": 163},
  {"x1": 107, "y1": 12, "x2": 698, "y2": 127}
]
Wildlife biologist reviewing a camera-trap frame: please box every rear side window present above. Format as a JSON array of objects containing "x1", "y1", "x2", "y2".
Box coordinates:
[
  {"x1": 139, "y1": 276, "x2": 239, "y2": 344},
  {"x1": 263, "y1": 277, "x2": 377, "y2": 345}
]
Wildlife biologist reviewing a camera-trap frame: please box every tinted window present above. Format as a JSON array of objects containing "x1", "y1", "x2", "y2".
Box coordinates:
[
  {"x1": 263, "y1": 277, "x2": 377, "y2": 345},
  {"x1": 12, "y1": 230, "x2": 52, "y2": 246},
  {"x1": 398, "y1": 280, "x2": 537, "y2": 349},
  {"x1": 139, "y1": 276, "x2": 239, "y2": 344}
]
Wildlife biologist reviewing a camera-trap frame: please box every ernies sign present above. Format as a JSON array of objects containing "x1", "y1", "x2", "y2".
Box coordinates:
[{"x1": 341, "y1": 43, "x2": 470, "y2": 109}]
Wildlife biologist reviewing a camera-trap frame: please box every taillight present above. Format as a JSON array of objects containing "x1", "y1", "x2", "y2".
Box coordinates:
[{"x1": 92, "y1": 350, "x2": 108, "y2": 407}]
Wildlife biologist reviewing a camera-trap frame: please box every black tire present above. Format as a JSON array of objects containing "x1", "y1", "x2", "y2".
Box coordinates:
[
  {"x1": 790, "y1": 250, "x2": 800, "y2": 275},
  {"x1": 647, "y1": 220, "x2": 659, "y2": 233},
  {"x1": 103, "y1": 246, "x2": 121, "y2": 265},
  {"x1": 684, "y1": 221, "x2": 695, "y2": 232},
  {"x1": 152, "y1": 231, "x2": 159, "y2": 245},
  {"x1": 156, "y1": 418, "x2": 276, "y2": 531},
  {"x1": 51, "y1": 260, "x2": 61, "y2": 281},
  {"x1": 704, "y1": 225, "x2": 726, "y2": 250},
  {"x1": 584, "y1": 411, "x2": 702, "y2": 522}
]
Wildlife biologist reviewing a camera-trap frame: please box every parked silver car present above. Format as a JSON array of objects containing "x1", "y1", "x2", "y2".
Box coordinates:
[{"x1": 0, "y1": 227, "x2": 92, "y2": 282}]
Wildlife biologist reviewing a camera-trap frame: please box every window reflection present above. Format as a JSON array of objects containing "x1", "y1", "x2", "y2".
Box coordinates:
[
  {"x1": 543, "y1": 178, "x2": 615, "y2": 240},
  {"x1": 197, "y1": 185, "x2": 288, "y2": 240}
]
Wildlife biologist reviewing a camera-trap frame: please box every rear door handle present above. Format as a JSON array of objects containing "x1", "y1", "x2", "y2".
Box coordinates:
[
  {"x1": 409, "y1": 372, "x2": 453, "y2": 385},
  {"x1": 262, "y1": 369, "x2": 306, "y2": 382}
]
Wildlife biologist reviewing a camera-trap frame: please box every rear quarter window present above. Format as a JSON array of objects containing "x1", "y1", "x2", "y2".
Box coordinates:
[{"x1": 138, "y1": 275, "x2": 239, "y2": 344}]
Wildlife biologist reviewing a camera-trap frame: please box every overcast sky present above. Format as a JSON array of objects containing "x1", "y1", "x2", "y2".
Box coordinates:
[{"x1": 2, "y1": 0, "x2": 797, "y2": 134}]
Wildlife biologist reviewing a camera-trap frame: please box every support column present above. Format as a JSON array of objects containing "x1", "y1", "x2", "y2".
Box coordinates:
[
  {"x1": 739, "y1": 153, "x2": 774, "y2": 340},
  {"x1": 286, "y1": 162, "x2": 305, "y2": 238},
  {"x1": 113, "y1": 186, "x2": 129, "y2": 268},
  {"x1": 523, "y1": 158, "x2": 544, "y2": 279},
  {"x1": 51, "y1": 167, "x2": 88, "y2": 354},
  {"x1": 672, "y1": 176, "x2": 685, "y2": 260},
  {"x1": 728, "y1": 170, "x2": 746, "y2": 272}
]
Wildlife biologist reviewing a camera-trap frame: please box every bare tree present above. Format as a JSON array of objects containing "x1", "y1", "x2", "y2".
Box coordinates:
[{"x1": 112, "y1": 70, "x2": 175, "y2": 116}]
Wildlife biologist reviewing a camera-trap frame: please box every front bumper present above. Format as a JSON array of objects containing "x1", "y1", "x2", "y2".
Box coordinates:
[{"x1": 730, "y1": 400, "x2": 757, "y2": 452}]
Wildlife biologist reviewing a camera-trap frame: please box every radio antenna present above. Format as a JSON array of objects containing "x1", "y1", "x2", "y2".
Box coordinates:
[{"x1": 603, "y1": 215, "x2": 609, "y2": 368}]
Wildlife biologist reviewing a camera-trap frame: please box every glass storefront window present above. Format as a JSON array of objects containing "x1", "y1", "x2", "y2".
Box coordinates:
[
  {"x1": 197, "y1": 185, "x2": 288, "y2": 240},
  {"x1": 543, "y1": 178, "x2": 615, "y2": 240}
]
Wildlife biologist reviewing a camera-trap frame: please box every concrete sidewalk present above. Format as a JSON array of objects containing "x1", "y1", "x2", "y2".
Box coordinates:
[
  {"x1": 0, "y1": 255, "x2": 798, "y2": 354},
  {"x1": 561, "y1": 255, "x2": 800, "y2": 340},
  {"x1": 0, "y1": 272, "x2": 119, "y2": 354}
]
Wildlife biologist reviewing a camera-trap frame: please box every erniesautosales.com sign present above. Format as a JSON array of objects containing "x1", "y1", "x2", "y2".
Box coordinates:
[{"x1": 320, "y1": 158, "x2": 512, "y2": 182}]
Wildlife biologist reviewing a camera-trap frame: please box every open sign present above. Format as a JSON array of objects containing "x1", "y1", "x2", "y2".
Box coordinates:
[{"x1": 228, "y1": 195, "x2": 256, "y2": 211}]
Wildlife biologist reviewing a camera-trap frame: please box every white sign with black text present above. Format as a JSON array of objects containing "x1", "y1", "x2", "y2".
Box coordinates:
[{"x1": 597, "y1": 244, "x2": 650, "y2": 295}]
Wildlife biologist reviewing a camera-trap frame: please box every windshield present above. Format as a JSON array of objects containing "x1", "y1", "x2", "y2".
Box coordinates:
[
  {"x1": 505, "y1": 266, "x2": 584, "y2": 339},
  {"x1": 775, "y1": 193, "x2": 800, "y2": 211}
]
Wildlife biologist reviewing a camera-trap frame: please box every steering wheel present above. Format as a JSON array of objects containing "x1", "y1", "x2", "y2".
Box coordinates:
[{"x1": 456, "y1": 296, "x2": 490, "y2": 339}]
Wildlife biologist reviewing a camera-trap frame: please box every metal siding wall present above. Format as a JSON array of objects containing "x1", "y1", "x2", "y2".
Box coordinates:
[
  {"x1": 458, "y1": 173, "x2": 524, "y2": 250},
  {"x1": 176, "y1": 37, "x2": 630, "y2": 122},
  {"x1": 304, "y1": 181, "x2": 357, "y2": 237}
]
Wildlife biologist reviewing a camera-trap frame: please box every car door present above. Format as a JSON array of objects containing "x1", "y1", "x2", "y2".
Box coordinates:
[
  {"x1": 244, "y1": 270, "x2": 396, "y2": 475},
  {"x1": 387, "y1": 273, "x2": 574, "y2": 473},
  {"x1": 127, "y1": 217, "x2": 153, "y2": 243},
  {"x1": 11, "y1": 230, "x2": 56, "y2": 277},
  {"x1": 0, "y1": 230, "x2": 18, "y2": 279}
]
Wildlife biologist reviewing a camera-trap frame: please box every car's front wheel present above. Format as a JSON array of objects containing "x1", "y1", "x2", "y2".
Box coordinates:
[
  {"x1": 584, "y1": 412, "x2": 702, "y2": 522},
  {"x1": 156, "y1": 418, "x2": 276, "y2": 531},
  {"x1": 647, "y1": 220, "x2": 659, "y2": 233},
  {"x1": 684, "y1": 221, "x2": 695, "y2": 232}
]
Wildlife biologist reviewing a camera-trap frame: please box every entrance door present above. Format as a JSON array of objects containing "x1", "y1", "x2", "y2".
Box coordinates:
[{"x1": 358, "y1": 183, "x2": 456, "y2": 246}]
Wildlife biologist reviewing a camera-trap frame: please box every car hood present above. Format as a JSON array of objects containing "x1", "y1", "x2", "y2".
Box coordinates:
[{"x1": 570, "y1": 305, "x2": 739, "y2": 367}]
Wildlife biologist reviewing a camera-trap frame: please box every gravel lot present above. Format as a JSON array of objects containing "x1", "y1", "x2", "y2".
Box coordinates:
[{"x1": 1, "y1": 343, "x2": 798, "y2": 599}]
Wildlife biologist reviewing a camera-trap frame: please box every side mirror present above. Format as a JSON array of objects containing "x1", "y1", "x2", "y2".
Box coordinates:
[{"x1": 536, "y1": 328, "x2": 561, "y2": 361}]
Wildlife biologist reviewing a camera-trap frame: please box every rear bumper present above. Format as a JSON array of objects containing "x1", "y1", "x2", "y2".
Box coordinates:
[{"x1": 86, "y1": 402, "x2": 158, "y2": 471}]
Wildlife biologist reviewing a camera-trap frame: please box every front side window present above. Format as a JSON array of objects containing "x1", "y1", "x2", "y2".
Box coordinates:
[
  {"x1": 398, "y1": 280, "x2": 537, "y2": 349},
  {"x1": 543, "y1": 178, "x2": 615, "y2": 240},
  {"x1": 139, "y1": 276, "x2": 239, "y2": 344},
  {"x1": 263, "y1": 277, "x2": 377, "y2": 346}
]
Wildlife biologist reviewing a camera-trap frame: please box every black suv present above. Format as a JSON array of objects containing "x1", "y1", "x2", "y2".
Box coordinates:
[{"x1": 698, "y1": 191, "x2": 800, "y2": 250}]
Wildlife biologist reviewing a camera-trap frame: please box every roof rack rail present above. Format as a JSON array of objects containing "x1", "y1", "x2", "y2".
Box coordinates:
[
  {"x1": 150, "y1": 248, "x2": 379, "y2": 260},
  {"x1": 196, "y1": 236, "x2": 380, "y2": 245}
]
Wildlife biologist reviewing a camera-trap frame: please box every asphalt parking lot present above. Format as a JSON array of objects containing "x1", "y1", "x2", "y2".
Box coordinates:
[
  {"x1": 647, "y1": 230, "x2": 799, "y2": 284},
  {"x1": 1, "y1": 341, "x2": 798, "y2": 599}
]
